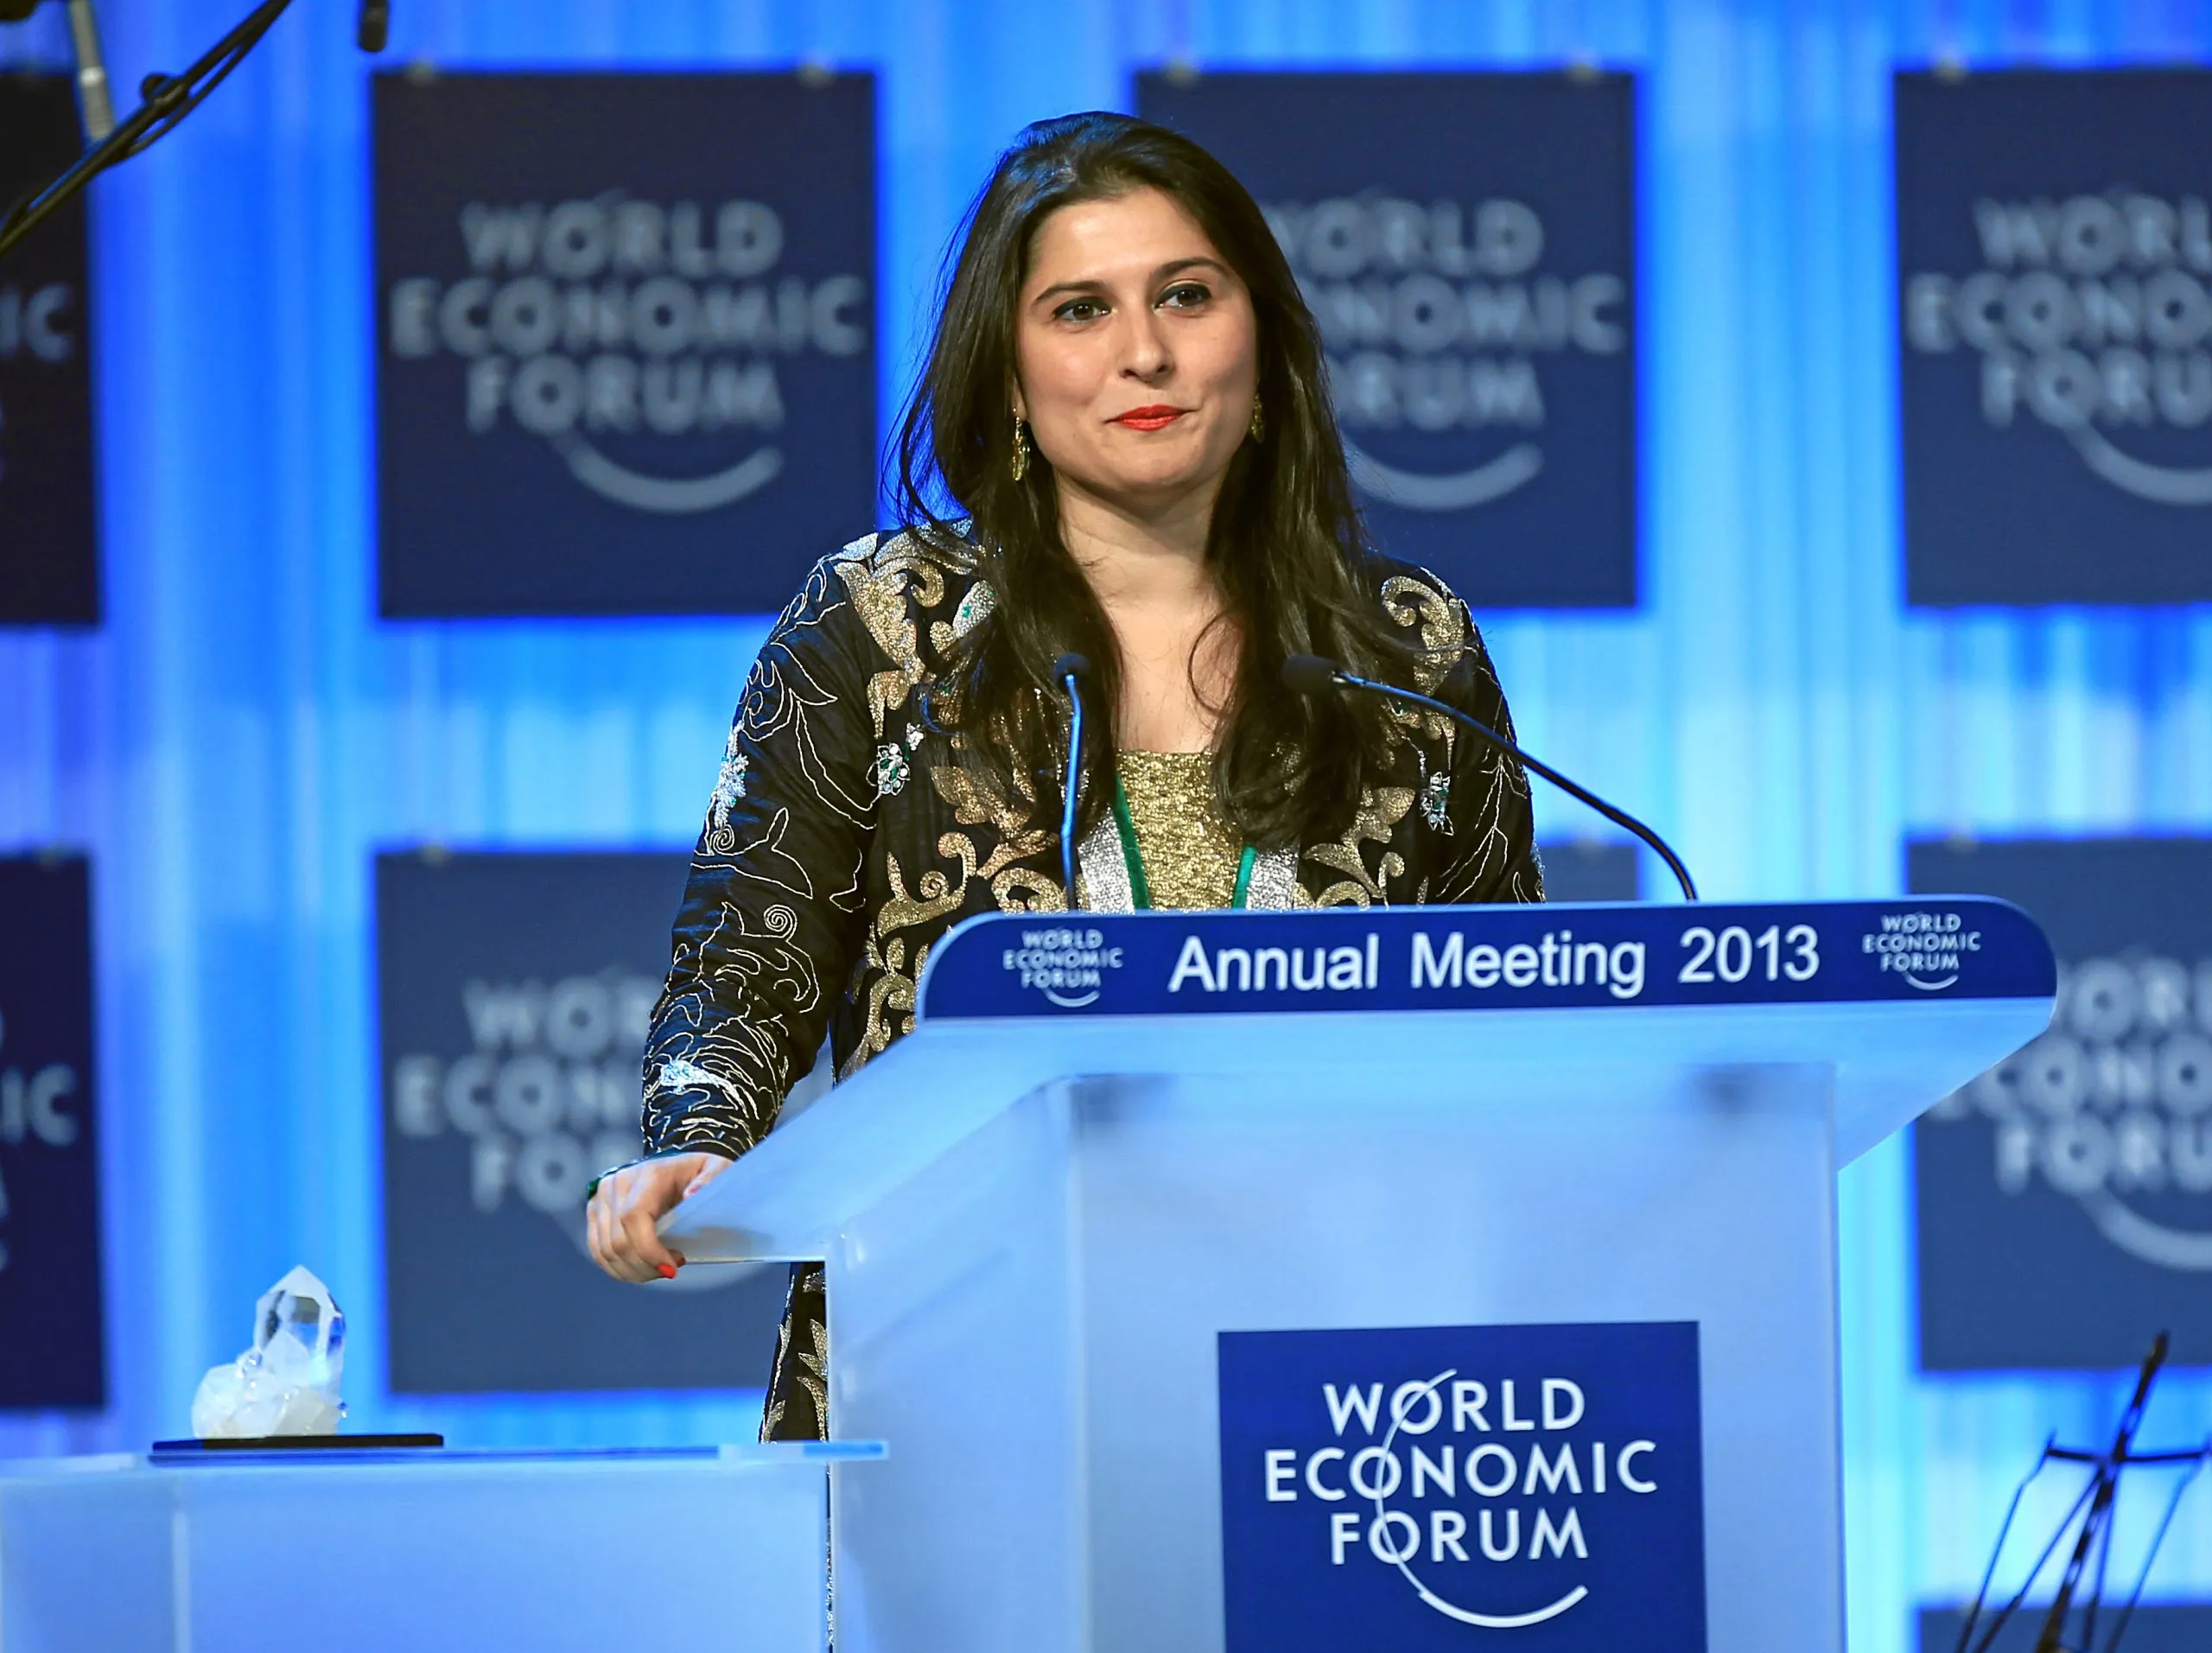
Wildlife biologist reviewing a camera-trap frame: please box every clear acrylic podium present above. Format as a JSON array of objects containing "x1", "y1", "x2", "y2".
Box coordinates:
[{"x1": 664, "y1": 899, "x2": 2055, "y2": 1653}]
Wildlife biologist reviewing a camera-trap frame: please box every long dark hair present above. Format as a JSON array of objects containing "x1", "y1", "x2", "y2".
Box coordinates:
[{"x1": 893, "y1": 111, "x2": 1422, "y2": 849}]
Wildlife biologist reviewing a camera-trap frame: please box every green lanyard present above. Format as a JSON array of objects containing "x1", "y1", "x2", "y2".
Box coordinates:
[{"x1": 1110, "y1": 778, "x2": 1256, "y2": 912}]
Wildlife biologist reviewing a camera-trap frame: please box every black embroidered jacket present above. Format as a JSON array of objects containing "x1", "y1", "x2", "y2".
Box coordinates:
[{"x1": 639, "y1": 529, "x2": 1544, "y2": 1436}]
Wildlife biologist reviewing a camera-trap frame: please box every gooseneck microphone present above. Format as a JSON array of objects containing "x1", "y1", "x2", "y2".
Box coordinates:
[
  {"x1": 1281, "y1": 652, "x2": 1700, "y2": 902},
  {"x1": 1051, "y1": 652, "x2": 1091, "y2": 906},
  {"x1": 357, "y1": 0, "x2": 389, "y2": 53}
]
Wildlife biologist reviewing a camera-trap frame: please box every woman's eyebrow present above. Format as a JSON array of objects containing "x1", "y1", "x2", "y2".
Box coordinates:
[{"x1": 1031, "y1": 256, "x2": 1230, "y2": 305}]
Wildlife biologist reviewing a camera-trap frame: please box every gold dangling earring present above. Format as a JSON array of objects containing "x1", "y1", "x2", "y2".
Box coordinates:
[
  {"x1": 1010, "y1": 412, "x2": 1030, "y2": 483},
  {"x1": 1248, "y1": 393, "x2": 1265, "y2": 443}
]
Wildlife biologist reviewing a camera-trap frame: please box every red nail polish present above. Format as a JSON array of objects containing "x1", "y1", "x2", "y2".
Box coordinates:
[{"x1": 656, "y1": 1262, "x2": 677, "y2": 1280}]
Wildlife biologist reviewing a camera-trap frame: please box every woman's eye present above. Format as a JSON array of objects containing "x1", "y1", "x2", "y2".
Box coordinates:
[
  {"x1": 1160, "y1": 283, "x2": 1211, "y2": 309},
  {"x1": 1055, "y1": 297, "x2": 1108, "y2": 323}
]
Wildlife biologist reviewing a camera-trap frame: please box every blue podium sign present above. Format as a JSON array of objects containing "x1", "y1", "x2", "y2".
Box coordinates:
[
  {"x1": 378, "y1": 850, "x2": 785, "y2": 1392},
  {"x1": 0, "y1": 76, "x2": 99, "y2": 627},
  {"x1": 1138, "y1": 71, "x2": 1637, "y2": 609},
  {"x1": 1910, "y1": 837, "x2": 2212, "y2": 1371},
  {"x1": 918, "y1": 899, "x2": 2055, "y2": 1021},
  {"x1": 1218, "y1": 1321, "x2": 1705, "y2": 1650},
  {"x1": 1897, "y1": 70, "x2": 2212, "y2": 605},
  {"x1": 373, "y1": 71, "x2": 877, "y2": 617},
  {"x1": 0, "y1": 855, "x2": 103, "y2": 1409}
]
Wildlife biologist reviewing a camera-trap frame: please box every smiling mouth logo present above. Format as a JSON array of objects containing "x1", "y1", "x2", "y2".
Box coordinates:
[
  {"x1": 1344, "y1": 441, "x2": 1545, "y2": 512},
  {"x1": 549, "y1": 431, "x2": 785, "y2": 515},
  {"x1": 1370, "y1": 1370, "x2": 1590, "y2": 1631},
  {"x1": 2063, "y1": 426, "x2": 2212, "y2": 506},
  {"x1": 2081, "y1": 1195, "x2": 2212, "y2": 1271},
  {"x1": 1903, "y1": 188, "x2": 2212, "y2": 513}
]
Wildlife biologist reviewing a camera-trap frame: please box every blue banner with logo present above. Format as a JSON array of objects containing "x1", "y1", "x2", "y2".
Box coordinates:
[
  {"x1": 1897, "y1": 70, "x2": 2212, "y2": 606},
  {"x1": 1910, "y1": 837, "x2": 2212, "y2": 1370},
  {"x1": 378, "y1": 850, "x2": 786, "y2": 1392},
  {"x1": 1138, "y1": 72, "x2": 1637, "y2": 609},
  {"x1": 1218, "y1": 1320, "x2": 1704, "y2": 1649},
  {"x1": 1920, "y1": 1604, "x2": 2212, "y2": 1651},
  {"x1": 0, "y1": 75, "x2": 99, "y2": 627},
  {"x1": 918, "y1": 899, "x2": 2055, "y2": 1021},
  {"x1": 373, "y1": 72, "x2": 876, "y2": 617},
  {"x1": 0, "y1": 855, "x2": 103, "y2": 1409}
]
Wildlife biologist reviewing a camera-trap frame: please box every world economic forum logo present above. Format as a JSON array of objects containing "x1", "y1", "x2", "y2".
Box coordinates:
[
  {"x1": 1217, "y1": 1321, "x2": 1706, "y2": 1651},
  {"x1": 385, "y1": 195, "x2": 868, "y2": 515},
  {"x1": 0, "y1": 1003, "x2": 86, "y2": 1279},
  {"x1": 1905, "y1": 194, "x2": 2212, "y2": 505},
  {"x1": 0, "y1": 278, "x2": 77, "y2": 492},
  {"x1": 1930, "y1": 951, "x2": 2212, "y2": 1271},
  {"x1": 1266, "y1": 196, "x2": 1627, "y2": 512},
  {"x1": 1861, "y1": 908, "x2": 1984, "y2": 992},
  {"x1": 387, "y1": 967, "x2": 726, "y2": 1288},
  {"x1": 1000, "y1": 926, "x2": 1126, "y2": 1008}
]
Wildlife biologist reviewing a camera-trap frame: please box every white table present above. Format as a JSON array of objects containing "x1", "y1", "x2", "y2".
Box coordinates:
[{"x1": 0, "y1": 1441, "x2": 873, "y2": 1652}]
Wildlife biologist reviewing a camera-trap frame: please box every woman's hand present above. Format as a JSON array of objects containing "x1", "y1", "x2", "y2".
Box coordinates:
[{"x1": 586, "y1": 1151, "x2": 734, "y2": 1282}]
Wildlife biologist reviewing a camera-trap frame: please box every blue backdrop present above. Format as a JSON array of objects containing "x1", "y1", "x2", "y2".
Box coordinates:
[
  {"x1": 1910, "y1": 836, "x2": 2212, "y2": 1374},
  {"x1": 0, "y1": 74, "x2": 98, "y2": 622},
  {"x1": 376, "y1": 849, "x2": 791, "y2": 1393},
  {"x1": 1139, "y1": 69, "x2": 1641, "y2": 607},
  {"x1": 1896, "y1": 68, "x2": 2212, "y2": 604},
  {"x1": 373, "y1": 69, "x2": 880, "y2": 615},
  {"x1": 3, "y1": 3, "x2": 2212, "y2": 1650}
]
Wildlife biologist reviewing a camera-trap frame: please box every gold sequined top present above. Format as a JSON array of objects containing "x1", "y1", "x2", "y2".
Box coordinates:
[{"x1": 1116, "y1": 751, "x2": 1243, "y2": 910}]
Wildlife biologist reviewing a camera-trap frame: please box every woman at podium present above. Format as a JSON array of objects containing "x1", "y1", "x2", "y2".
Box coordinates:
[{"x1": 588, "y1": 111, "x2": 1542, "y2": 1437}]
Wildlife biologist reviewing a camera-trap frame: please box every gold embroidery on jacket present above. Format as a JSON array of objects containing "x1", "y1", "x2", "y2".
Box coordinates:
[
  {"x1": 833, "y1": 533, "x2": 950, "y2": 738},
  {"x1": 1303, "y1": 784, "x2": 1415, "y2": 906},
  {"x1": 928, "y1": 759, "x2": 1045, "y2": 844},
  {"x1": 925, "y1": 753, "x2": 1066, "y2": 911},
  {"x1": 1381, "y1": 572, "x2": 1465, "y2": 691},
  {"x1": 843, "y1": 849, "x2": 968, "y2": 1075}
]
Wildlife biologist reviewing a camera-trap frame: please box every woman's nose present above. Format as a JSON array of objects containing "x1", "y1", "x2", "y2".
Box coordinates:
[{"x1": 1119, "y1": 310, "x2": 1173, "y2": 379}]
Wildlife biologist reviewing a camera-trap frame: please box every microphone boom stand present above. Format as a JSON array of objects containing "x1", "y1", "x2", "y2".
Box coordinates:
[
  {"x1": 1953, "y1": 1333, "x2": 2211, "y2": 1653},
  {"x1": 1, "y1": 0, "x2": 296, "y2": 264}
]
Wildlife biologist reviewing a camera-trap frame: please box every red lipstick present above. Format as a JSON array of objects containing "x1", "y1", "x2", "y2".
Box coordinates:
[{"x1": 1110, "y1": 405, "x2": 1185, "y2": 431}]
